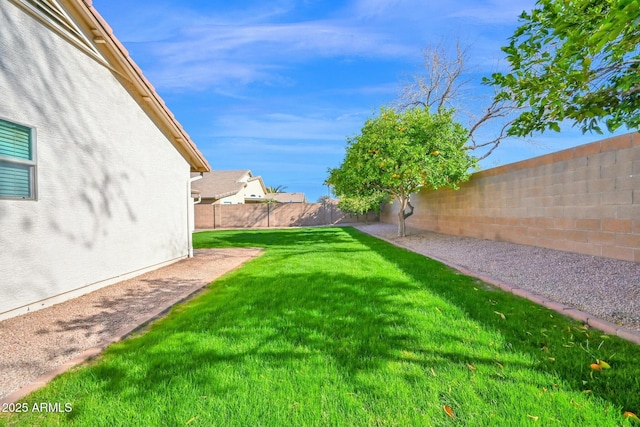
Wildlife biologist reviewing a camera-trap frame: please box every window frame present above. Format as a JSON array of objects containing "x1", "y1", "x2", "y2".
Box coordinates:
[{"x1": 0, "y1": 117, "x2": 38, "y2": 201}]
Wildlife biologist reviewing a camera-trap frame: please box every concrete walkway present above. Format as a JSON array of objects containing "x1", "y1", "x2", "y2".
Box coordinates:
[{"x1": 0, "y1": 248, "x2": 261, "y2": 404}]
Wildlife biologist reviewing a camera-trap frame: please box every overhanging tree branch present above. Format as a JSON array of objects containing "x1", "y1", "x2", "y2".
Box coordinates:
[{"x1": 395, "y1": 40, "x2": 523, "y2": 161}]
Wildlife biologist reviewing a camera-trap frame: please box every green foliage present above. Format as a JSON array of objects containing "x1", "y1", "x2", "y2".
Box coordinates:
[
  {"x1": 337, "y1": 193, "x2": 388, "y2": 219},
  {"x1": 486, "y1": 0, "x2": 640, "y2": 136},
  {"x1": 265, "y1": 185, "x2": 287, "y2": 193},
  {"x1": 327, "y1": 107, "x2": 475, "y2": 235},
  {"x1": 328, "y1": 107, "x2": 473, "y2": 197}
]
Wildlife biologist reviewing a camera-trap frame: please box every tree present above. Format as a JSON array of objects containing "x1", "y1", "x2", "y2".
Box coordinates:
[
  {"x1": 327, "y1": 107, "x2": 475, "y2": 237},
  {"x1": 336, "y1": 193, "x2": 388, "y2": 224},
  {"x1": 486, "y1": 0, "x2": 640, "y2": 136},
  {"x1": 397, "y1": 41, "x2": 521, "y2": 160}
]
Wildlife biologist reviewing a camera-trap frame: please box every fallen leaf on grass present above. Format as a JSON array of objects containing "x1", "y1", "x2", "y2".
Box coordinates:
[
  {"x1": 467, "y1": 363, "x2": 476, "y2": 371},
  {"x1": 430, "y1": 368, "x2": 437, "y2": 377},
  {"x1": 494, "y1": 311, "x2": 506, "y2": 320},
  {"x1": 443, "y1": 405, "x2": 455, "y2": 419},
  {"x1": 624, "y1": 411, "x2": 639, "y2": 420},
  {"x1": 590, "y1": 363, "x2": 602, "y2": 371},
  {"x1": 597, "y1": 359, "x2": 611, "y2": 369},
  {"x1": 527, "y1": 414, "x2": 539, "y2": 421},
  {"x1": 185, "y1": 416, "x2": 199, "y2": 426}
]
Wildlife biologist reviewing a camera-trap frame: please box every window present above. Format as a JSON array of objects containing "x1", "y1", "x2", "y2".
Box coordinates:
[{"x1": 0, "y1": 118, "x2": 37, "y2": 200}]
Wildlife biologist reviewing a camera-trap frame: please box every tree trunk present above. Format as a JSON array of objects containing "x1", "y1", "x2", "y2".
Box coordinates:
[{"x1": 397, "y1": 195, "x2": 414, "y2": 237}]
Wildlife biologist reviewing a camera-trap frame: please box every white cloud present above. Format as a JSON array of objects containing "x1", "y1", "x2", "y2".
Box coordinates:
[
  {"x1": 152, "y1": 19, "x2": 414, "y2": 65},
  {"x1": 446, "y1": 0, "x2": 536, "y2": 24},
  {"x1": 349, "y1": 0, "x2": 405, "y2": 19},
  {"x1": 97, "y1": 1, "x2": 419, "y2": 92},
  {"x1": 213, "y1": 138, "x2": 344, "y2": 155},
  {"x1": 97, "y1": 0, "x2": 533, "y2": 95},
  {"x1": 209, "y1": 111, "x2": 368, "y2": 141}
]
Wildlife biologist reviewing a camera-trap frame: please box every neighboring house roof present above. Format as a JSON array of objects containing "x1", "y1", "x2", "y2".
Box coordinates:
[
  {"x1": 26, "y1": 0, "x2": 210, "y2": 172},
  {"x1": 265, "y1": 192, "x2": 307, "y2": 203},
  {"x1": 192, "y1": 170, "x2": 253, "y2": 200}
]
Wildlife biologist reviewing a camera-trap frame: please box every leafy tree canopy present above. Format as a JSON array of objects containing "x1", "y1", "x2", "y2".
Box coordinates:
[
  {"x1": 327, "y1": 107, "x2": 475, "y2": 236},
  {"x1": 336, "y1": 193, "x2": 388, "y2": 223},
  {"x1": 486, "y1": 0, "x2": 640, "y2": 136}
]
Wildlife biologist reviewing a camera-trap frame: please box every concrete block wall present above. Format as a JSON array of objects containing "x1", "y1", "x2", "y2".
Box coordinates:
[
  {"x1": 381, "y1": 133, "x2": 640, "y2": 262},
  {"x1": 195, "y1": 203, "x2": 376, "y2": 229}
]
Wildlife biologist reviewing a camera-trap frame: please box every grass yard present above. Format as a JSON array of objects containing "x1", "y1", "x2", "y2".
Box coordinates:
[{"x1": 1, "y1": 227, "x2": 639, "y2": 426}]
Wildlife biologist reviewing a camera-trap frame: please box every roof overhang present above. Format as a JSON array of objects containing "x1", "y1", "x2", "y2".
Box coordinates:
[{"x1": 24, "y1": 0, "x2": 211, "y2": 172}]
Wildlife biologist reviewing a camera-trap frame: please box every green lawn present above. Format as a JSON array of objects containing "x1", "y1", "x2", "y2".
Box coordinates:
[{"x1": 2, "y1": 227, "x2": 639, "y2": 426}]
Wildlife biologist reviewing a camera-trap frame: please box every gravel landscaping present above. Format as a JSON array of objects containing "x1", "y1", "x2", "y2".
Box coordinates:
[
  {"x1": 0, "y1": 248, "x2": 261, "y2": 401},
  {"x1": 356, "y1": 223, "x2": 640, "y2": 335}
]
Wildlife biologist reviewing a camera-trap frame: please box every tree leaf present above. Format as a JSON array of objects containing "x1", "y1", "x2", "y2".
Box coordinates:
[
  {"x1": 624, "y1": 411, "x2": 639, "y2": 420},
  {"x1": 597, "y1": 359, "x2": 611, "y2": 369},
  {"x1": 494, "y1": 311, "x2": 506, "y2": 320},
  {"x1": 443, "y1": 405, "x2": 455, "y2": 419}
]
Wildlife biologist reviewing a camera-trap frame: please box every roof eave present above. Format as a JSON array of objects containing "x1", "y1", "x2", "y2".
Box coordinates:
[{"x1": 68, "y1": 0, "x2": 211, "y2": 172}]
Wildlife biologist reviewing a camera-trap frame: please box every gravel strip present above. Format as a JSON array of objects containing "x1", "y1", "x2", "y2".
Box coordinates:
[
  {"x1": 0, "y1": 248, "x2": 261, "y2": 401},
  {"x1": 355, "y1": 223, "x2": 640, "y2": 334}
]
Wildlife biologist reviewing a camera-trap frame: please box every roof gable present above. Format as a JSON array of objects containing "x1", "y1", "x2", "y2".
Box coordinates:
[
  {"x1": 191, "y1": 170, "x2": 252, "y2": 199},
  {"x1": 9, "y1": 0, "x2": 210, "y2": 172}
]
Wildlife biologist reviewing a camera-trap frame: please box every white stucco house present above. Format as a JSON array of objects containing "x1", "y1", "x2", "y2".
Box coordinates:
[
  {"x1": 191, "y1": 170, "x2": 267, "y2": 204},
  {"x1": 0, "y1": 0, "x2": 211, "y2": 320}
]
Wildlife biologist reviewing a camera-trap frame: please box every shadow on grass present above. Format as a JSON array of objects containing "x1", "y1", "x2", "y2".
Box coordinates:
[
  {"x1": 66, "y1": 268, "x2": 541, "y2": 415},
  {"x1": 9, "y1": 226, "x2": 638, "y2": 426},
  {"x1": 193, "y1": 227, "x2": 354, "y2": 250},
  {"x1": 342, "y1": 226, "x2": 640, "y2": 412}
]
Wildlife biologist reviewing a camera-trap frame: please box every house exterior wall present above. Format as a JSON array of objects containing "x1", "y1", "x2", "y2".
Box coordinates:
[
  {"x1": 216, "y1": 192, "x2": 245, "y2": 204},
  {"x1": 381, "y1": 133, "x2": 640, "y2": 263},
  {"x1": 0, "y1": 3, "x2": 192, "y2": 319},
  {"x1": 243, "y1": 179, "x2": 266, "y2": 201}
]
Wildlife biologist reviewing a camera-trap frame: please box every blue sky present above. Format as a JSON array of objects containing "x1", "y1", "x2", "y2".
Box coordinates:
[{"x1": 92, "y1": 0, "x2": 627, "y2": 202}]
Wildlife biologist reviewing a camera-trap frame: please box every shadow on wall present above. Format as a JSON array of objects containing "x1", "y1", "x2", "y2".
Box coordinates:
[
  {"x1": 195, "y1": 203, "x2": 378, "y2": 229},
  {"x1": 0, "y1": 5, "x2": 139, "y2": 250},
  {"x1": 0, "y1": 4, "x2": 189, "y2": 307}
]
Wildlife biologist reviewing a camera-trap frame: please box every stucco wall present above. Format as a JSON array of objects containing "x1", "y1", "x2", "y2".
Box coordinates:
[
  {"x1": 216, "y1": 192, "x2": 245, "y2": 204},
  {"x1": 243, "y1": 179, "x2": 266, "y2": 201},
  {"x1": 0, "y1": 3, "x2": 192, "y2": 319},
  {"x1": 381, "y1": 133, "x2": 640, "y2": 262}
]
